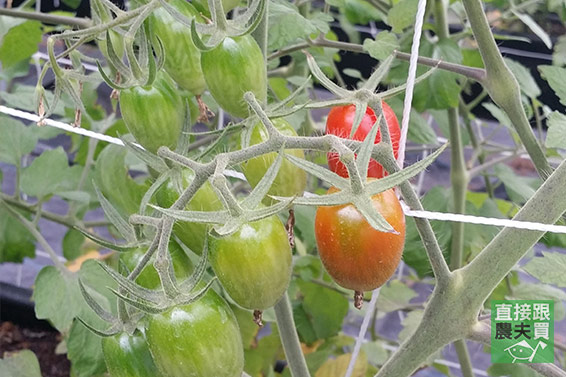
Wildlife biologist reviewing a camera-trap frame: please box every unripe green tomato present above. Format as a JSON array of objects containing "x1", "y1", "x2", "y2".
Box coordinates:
[
  {"x1": 120, "y1": 240, "x2": 193, "y2": 290},
  {"x1": 155, "y1": 169, "x2": 222, "y2": 255},
  {"x1": 201, "y1": 35, "x2": 267, "y2": 118},
  {"x1": 192, "y1": 0, "x2": 240, "y2": 17},
  {"x1": 119, "y1": 73, "x2": 184, "y2": 154},
  {"x1": 102, "y1": 330, "x2": 162, "y2": 377},
  {"x1": 241, "y1": 118, "x2": 307, "y2": 203},
  {"x1": 150, "y1": 0, "x2": 206, "y2": 95},
  {"x1": 146, "y1": 288, "x2": 244, "y2": 377},
  {"x1": 208, "y1": 215, "x2": 292, "y2": 310}
]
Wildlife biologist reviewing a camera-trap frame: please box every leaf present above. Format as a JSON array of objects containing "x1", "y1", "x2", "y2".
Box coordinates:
[
  {"x1": 398, "y1": 309, "x2": 423, "y2": 342},
  {"x1": 362, "y1": 32, "x2": 399, "y2": 61},
  {"x1": 343, "y1": 0, "x2": 383, "y2": 25},
  {"x1": 293, "y1": 206, "x2": 317, "y2": 252},
  {"x1": 376, "y1": 280, "x2": 418, "y2": 313},
  {"x1": 511, "y1": 11, "x2": 552, "y2": 49},
  {"x1": 0, "y1": 349, "x2": 42, "y2": 377},
  {"x1": 482, "y1": 103, "x2": 513, "y2": 129},
  {"x1": 297, "y1": 280, "x2": 349, "y2": 341},
  {"x1": 387, "y1": 97, "x2": 437, "y2": 145},
  {"x1": 243, "y1": 327, "x2": 282, "y2": 376},
  {"x1": 66, "y1": 321, "x2": 107, "y2": 377},
  {"x1": 0, "y1": 20, "x2": 42, "y2": 68},
  {"x1": 511, "y1": 282, "x2": 566, "y2": 321},
  {"x1": 553, "y1": 35, "x2": 566, "y2": 67},
  {"x1": 267, "y1": 0, "x2": 318, "y2": 50},
  {"x1": 522, "y1": 252, "x2": 566, "y2": 288},
  {"x1": 545, "y1": 111, "x2": 566, "y2": 149},
  {"x1": 387, "y1": 0, "x2": 418, "y2": 33},
  {"x1": 539, "y1": 65, "x2": 566, "y2": 106},
  {"x1": 315, "y1": 352, "x2": 367, "y2": 377},
  {"x1": 0, "y1": 85, "x2": 64, "y2": 116},
  {"x1": 402, "y1": 187, "x2": 452, "y2": 277},
  {"x1": 0, "y1": 115, "x2": 38, "y2": 165},
  {"x1": 94, "y1": 144, "x2": 146, "y2": 217},
  {"x1": 494, "y1": 164, "x2": 541, "y2": 204},
  {"x1": 504, "y1": 59, "x2": 540, "y2": 99},
  {"x1": 427, "y1": 70, "x2": 460, "y2": 109},
  {"x1": 0, "y1": 206, "x2": 35, "y2": 263},
  {"x1": 63, "y1": 228, "x2": 87, "y2": 261},
  {"x1": 20, "y1": 147, "x2": 72, "y2": 199}
]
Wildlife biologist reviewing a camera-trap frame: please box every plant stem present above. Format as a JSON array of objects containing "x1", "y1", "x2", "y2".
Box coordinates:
[
  {"x1": 274, "y1": 292, "x2": 311, "y2": 377},
  {"x1": 0, "y1": 8, "x2": 92, "y2": 28},
  {"x1": 462, "y1": 0, "x2": 552, "y2": 180},
  {"x1": 434, "y1": 0, "x2": 473, "y2": 373}
]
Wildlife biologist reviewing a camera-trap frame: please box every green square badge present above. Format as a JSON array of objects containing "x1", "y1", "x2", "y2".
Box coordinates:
[{"x1": 491, "y1": 300, "x2": 554, "y2": 363}]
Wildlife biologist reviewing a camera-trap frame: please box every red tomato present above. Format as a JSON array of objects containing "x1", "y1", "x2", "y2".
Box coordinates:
[
  {"x1": 325, "y1": 102, "x2": 400, "y2": 178},
  {"x1": 314, "y1": 187, "x2": 405, "y2": 294}
]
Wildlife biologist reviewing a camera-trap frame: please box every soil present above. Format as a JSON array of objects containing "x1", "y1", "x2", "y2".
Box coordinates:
[{"x1": 0, "y1": 321, "x2": 70, "y2": 377}]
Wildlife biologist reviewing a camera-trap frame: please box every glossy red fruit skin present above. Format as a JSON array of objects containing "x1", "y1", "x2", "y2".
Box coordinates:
[
  {"x1": 326, "y1": 102, "x2": 400, "y2": 178},
  {"x1": 314, "y1": 187, "x2": 405, "y2": 292}
]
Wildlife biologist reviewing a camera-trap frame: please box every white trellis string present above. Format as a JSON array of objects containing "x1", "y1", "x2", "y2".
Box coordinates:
[
  {"x1": 346, "y1": 0, "x2": 430, "y2": 375},
  {"x1": 3, "y1": 104, "x2": 566, "y2": 233},
  {"x1": 396, "y1": 0, "x2": 429, "y2": 169}
]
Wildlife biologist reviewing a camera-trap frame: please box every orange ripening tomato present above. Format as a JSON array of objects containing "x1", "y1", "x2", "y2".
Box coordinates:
[
  {"x1": 314, "y1": 187, "x2": 405, "y2": 305},
  {"x1": 326, "y1": 102, "x2": 400, "y2": 178}
]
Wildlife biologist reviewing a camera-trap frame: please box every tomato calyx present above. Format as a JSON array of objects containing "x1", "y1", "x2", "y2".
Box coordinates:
[{"x1": 196, "y1": 94, "x2": 215, "y2": 122}]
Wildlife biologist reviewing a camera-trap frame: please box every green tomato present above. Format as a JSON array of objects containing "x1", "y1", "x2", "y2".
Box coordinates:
[
  {"x1": 156, "y1": 169, "x2": 223, "y2": 255},
  {"x1": 150, "y1": 0, "x2": 206, "y2": 95},
  {"x1": 102, "y1": 330, "x2": 162, "y2": 377},
  {"x1": 201, "y1": 35, "x2": 266, "y2": 118},
  {"x1": 208, "y1": 215, "x2": 292, "y2": 310},
  {"x1": 146, "y1": 288, "x2": 244, "y2": 377},
  {"x1": 120, "y1": 240, "x2": 193, "y2": 290},
  {"x1": 241, "y1": 118, "x2": 307, "y2": 203},
  {"x1": 192, "y1": 0, "x2": 240, "y2": 17},
  {"x1": 119, "y1": 73, "x2": 184, "y2": 154}
]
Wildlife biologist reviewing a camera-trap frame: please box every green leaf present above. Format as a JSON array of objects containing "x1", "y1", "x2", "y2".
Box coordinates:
[
  {"x1": 0, "y1": 84, "x2": 64, "y2": 116},
  {"x1": 20, "y1": 147, "x2": 74, "y2": 199},
  {"x1": 343, "y1": 0, "x2": 383, "y2": 25},
  {"x1": 387, "y1": 0, "x2": 418, "y2": 33},
  {"x1": 297, "y1": 280, "x2": 349, "y2": 341},
  {"x1": 487, "y1": 363, "x2": 543, "y2": 377},
  {"x1": 504, "y1": 59, "x2": 540, "y2": 98},
  {"x1": 429, "y1": 109, "x2": 470, "y2": 145},
  {"x1": 545, "y1": 111, "x2": 566, "y2": 149},
  {"x1": 67, "y1": 321, "x2": 107, "y2": 377},
  {"x1": 539, "y1": 65, "x2": 566, "y2": 106},
  {"x1": 511, "y1": 282, "x2": 566, "y2": 321},
  {"x1": 33, "y1": 267, "x2": 82, "y2": 331},
  {"x1": 402, "y1": 187, "x2": 452, "y2": 277},
  {"x1": 511, "y1": 11, "x2": 552, "y2": 49},
  {"x1": 268, "y1": 0, "x2": 318, "y2": 50},
  {"x1": 362, "y1": 32, "x2": 399, "y2": 61},
  {"x1": 0, "y1": 115, "x2": 38, "y2": 165},
  {"x1": 293, "y1": 205, "x2": 317, "y2": 252},
  {"x1": 553, "y1": 35, "x2": 566, "y2": 67},
  {"x1": 0, "y1": 206, "x2": 35, "y2": 263},
  {"x1": 427, "y1": 70, "x2": 460, "y2": 109},
  {"x1": 315, "y1": 352, "x2": 367, "y2": 377},
  {"x1": 94, "y1": 144, "x2": 146, "y2": 217},
  {"x1": 494, "y1": 164, "x2": 541, "y2": 204},
  {"x1": 63, "y1": 229, "x2": 86, "y2": 261},
  {"x1": 243, "y1": 327, "x2": 282, "y2": 376},
  {"x1": 376, "y1": 280, "x2": 418, "y2": 313},
  {"x1": 0, "y1": 350, "x2": 42, "y2": 377},
  {"x1": 387, "y1": 97, "x2": 437, "y2": 145},
  {"x1": 0, "y1": 20, "x2": 42, "y2": 68},
  {"x1": 522, "y1": 251, "x2": 566, "y2": 288},
  {"x1": 398, "y1": 309, "x2": 423, "y2": 342},
  {"x1": 482, "y1": 103, "x2": 513, "y2": 129}
]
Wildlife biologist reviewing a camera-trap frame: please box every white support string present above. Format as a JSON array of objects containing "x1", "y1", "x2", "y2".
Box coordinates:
[
  {"x1": 3, "y1": 104, "x2": 566, "y2": 233},
  {"x1": 396, "y1": 0, "x2": 429, "y2": 169}
]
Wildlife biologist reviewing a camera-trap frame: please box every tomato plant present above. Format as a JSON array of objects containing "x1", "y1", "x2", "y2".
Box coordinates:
[
  {"x1": 149, "y1": 0, "x2": 206, "y2": 96},
  {"x1": 119, "y1": 74, "x2": 185, "y2": 154},
  {"x1": 315, "y1": 187, "x2": 405, "y2": 295},
  {"x1": 102, "y1": 330, "x2": 161, "y2": 377},
  {"x1": 326, "y1": 103, "x2": 400, "y2": 178},
  {"x1": 208, "y1": 215, "x2": 292, "y2": 311},
  {"x1": 200, "y1": 35, "x2": 267, "y2": 118},
  {"x1": 155, "y1": 169, "x2": 223, "y2": 255},
  {"x1": 241, "y1": 118, "x2": 307, "y2": 201},
  {"x1": 192, "y1": 0, "x2": 240, "y2": 17},
  {"x1": 145, "y1": 288, "x2": 244, "y2": 377}
]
